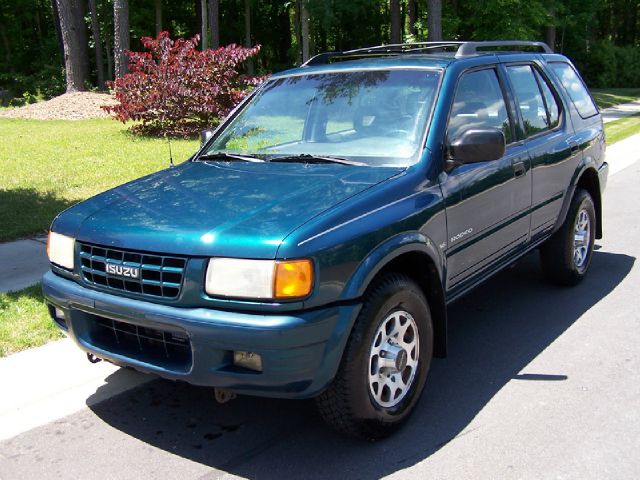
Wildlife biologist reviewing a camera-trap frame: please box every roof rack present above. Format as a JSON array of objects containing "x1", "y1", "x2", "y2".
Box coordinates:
[{"x1": 304, "y1": 40, "x2": 553, "y2": 66}]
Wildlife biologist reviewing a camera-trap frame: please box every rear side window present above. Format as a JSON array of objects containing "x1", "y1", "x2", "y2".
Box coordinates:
[
  {"x1": 506, "y1": 65, "x2": 549, "y2": 136},
  {"x1": 549, "y1": 62, "x2": 598, "y2": 118},
  {"x1": 447, "y1": 68, "x2": 512, "y2": 144},
  {"x1": 535, "y1": 70, "x2": 560, "y2": 129}
]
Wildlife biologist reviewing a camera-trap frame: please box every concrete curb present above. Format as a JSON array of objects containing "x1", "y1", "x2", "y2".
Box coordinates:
[{"x1": 0, "y1": 338, "x2": 150, "y2": 441}]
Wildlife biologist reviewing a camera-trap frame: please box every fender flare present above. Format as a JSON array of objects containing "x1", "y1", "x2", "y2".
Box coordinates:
[
  {"x1": 341, "y1": 231, "x2": 445, "y2": 300},
  {"x1": 341, "y1": 232, "x2": 448, "y2": 358},
  {"x1": 553, "y1": 159, "x2": 602, "y2": 237}
]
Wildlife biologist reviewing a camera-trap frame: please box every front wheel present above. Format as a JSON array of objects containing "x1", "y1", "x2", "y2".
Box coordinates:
[
  {"x1": 540, "y1": 188, "x2": 596, "y2": 286},
  {"x1": 315, "y1": 273, "x2": 433, "y2": 440}
]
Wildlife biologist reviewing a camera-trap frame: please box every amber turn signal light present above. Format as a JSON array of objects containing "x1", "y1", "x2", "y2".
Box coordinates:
[{"x1": 274, "y1": 259, "x2": 313, "y2": 298}]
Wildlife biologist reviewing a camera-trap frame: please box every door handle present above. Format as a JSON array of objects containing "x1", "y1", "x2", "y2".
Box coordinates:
[
  {"x1": 513, "y1": 161, "x2": 526, "y2": 178},
  {"x1": 570, "y1": 143, "x2": 580, "y2": 154}
]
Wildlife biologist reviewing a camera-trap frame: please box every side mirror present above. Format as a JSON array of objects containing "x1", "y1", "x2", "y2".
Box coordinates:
[
  {"x1": 447, "y1": 128, "x2": 506, "y2": 169},
  {"x1": 200, "y1": 128, "x2": 216, "y2": 146}
]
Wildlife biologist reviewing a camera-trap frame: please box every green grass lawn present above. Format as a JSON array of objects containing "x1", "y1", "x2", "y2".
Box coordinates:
[
  {"x1": 592, "y1": 88, "x2": 640, "y2": 109},
  {"x1": 0, "y1": 284, "x2": 61, "y2": 357},
  {"x1": 0, "y1": 118, "x2": 199, "y2": 242},
  {"x1": 604, "y1": 112, "x2": 640, "y2": 145}
]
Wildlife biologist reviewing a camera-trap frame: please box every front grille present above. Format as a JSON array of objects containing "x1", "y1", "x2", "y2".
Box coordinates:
[
  {"x1": 89, "y1": 315, "x2": 192, "y2": 371},
  {"x1": 79, "y1": 243, "x2": 187, "y2": 299}
]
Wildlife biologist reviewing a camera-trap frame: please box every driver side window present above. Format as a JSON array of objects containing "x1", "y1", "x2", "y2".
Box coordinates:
[{"x1": 447, "y1": 68, "x2": 513, "y2": 145}]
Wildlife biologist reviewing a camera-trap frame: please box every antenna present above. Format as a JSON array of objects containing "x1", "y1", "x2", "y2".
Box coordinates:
[
  {"x1": 162, "y1": 113, "x2": 174, "y2": 169},
  {"x1": 167, "y1": 134, "x2": 175, "y2": 169}
]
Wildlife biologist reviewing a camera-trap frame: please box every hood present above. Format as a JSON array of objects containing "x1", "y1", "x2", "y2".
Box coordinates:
[{"x1": 56, "y1": 161, "x2": 402, "y2": 258}]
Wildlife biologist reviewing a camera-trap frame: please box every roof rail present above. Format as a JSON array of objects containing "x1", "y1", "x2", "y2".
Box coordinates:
[
  {"x1": 303, "y1": 40, "x2": 553, "y2": 66},
  {"x1": 455, "y1": 41, "x2": 552, "y2": 56}
]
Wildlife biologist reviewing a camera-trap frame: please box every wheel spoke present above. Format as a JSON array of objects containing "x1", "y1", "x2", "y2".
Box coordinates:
[
  {"x1": 368, "y1": 310, "x2": 420, "y2": 408},
  {"x1": 572, "y1": 207, "x2": 591, "y2": 270}
]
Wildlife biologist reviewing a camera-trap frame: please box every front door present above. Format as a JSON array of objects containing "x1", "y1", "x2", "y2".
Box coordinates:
[{"x1": 440, "y1": 67, "x2": 532, "y2": 293}]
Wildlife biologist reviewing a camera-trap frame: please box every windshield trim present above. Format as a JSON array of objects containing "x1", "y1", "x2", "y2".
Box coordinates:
[{"x1": 197, "y1": 67, "x2": 444, "y2": 168}]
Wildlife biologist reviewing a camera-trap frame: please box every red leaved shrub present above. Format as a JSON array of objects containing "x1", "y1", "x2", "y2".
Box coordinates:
[{"x1": 103, "y1": 32, "x2": 263, "y2": 137}]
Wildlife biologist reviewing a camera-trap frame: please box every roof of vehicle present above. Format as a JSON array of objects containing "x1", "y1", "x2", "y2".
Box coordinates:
[
  {"x1": 271, "y1": 41, "x2": 558, "y2": 79},
  {"x1": 272, "y1": 54, "x2": 455, "y2": 78}
]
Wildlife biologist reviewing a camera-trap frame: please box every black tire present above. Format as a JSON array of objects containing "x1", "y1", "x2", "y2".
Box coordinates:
[
  {"x1": 315, "y1": 273, "x2": 433, "y2": 440},
  {"x1": 540, "y1": 188, "x2": 596, "y2": 286}
]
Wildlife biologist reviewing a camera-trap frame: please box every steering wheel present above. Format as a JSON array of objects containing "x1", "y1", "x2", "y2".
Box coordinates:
[{"x1": 383, "y1": 128, "x2": 410, "y2": 138}]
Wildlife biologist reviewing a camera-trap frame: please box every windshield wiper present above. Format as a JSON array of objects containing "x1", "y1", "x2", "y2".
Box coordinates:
[
  {"x1": 268, "y1": 154, "x2": 366, "y2": 166},
  {"x1": 197, "y1": 152, "x2": 266, "y2": 163}
]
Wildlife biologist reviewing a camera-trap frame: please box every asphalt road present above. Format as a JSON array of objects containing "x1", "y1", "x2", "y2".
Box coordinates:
[{"x1": 2, "y1": 161, "x2": 639, "y2": 479}]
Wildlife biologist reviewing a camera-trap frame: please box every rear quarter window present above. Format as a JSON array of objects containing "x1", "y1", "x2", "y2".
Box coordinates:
[{"x1": 549, "y1": 62, "x2": 598, "y2": 119}]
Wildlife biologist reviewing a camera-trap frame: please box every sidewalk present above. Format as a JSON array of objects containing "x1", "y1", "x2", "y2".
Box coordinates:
[
  {"x1": 0, "y1": 236, "x2": 48, "y2": 292},
  {"x1": 601, "y1": 99, "x2": 640, "y2": 124}
]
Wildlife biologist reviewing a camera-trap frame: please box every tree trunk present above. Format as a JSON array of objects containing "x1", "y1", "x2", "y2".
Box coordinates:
[
  {"x1": 105, "y1": 34, "x2": 113, "y2": 81},
  {"x1": 408, "y1": 0, "x2": 418, "y2": 37},
  {"x1": 427, "y1": 0, "x2": 442, "y2": 41},
  {"x1": 0, "y1": 20, "x2": 12, "y2": 72},
  {"x1": 208, "y1": 0, "x2": 219, "y2": 49},
  {"x1": 50, "y1": 0, "x2": 65, "y2": 64},
  {"x1": 300, "y1": 0, "x2": 310, "y2": 62},
  {"x1": 113, "y1": 0, "x2": 129, "y2": 78},
  {"x1": 35, "y1": 10, "x2": 43, "y2": 45},
  {"x1": 390, "y1": 0, "x2": 401, "y2": 43},
  {"x1": 200, "y1": 0, "x2": 208, "y2": 50},
  {"x1": 88, "y1": 0, "x2": 105, "y2": 89},
  {"x1": 277, "y1": 1, "x2": 291, "y2": 63},
  {"x1": 155, "y1": 0, "x2": 162, "y2": 36},
  {"x1": 544, "y1": 26, "x2": 556, "y2": 51},
  {"x1": 56, "y1": 0, "x2": 89, "y2": 92},
  {"x1": 544, "y1": 2, "x2": 556, "y2": 51},
  {"x1": 244, "y1": 0, "x2": 254, "y2": 74}
]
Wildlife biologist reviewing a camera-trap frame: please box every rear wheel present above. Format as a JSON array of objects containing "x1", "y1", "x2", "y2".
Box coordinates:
[
  {"x1": 315, "y1": 273, "x2": 433, "y2": 440},
  {"x1": 540, "y1": 188, "x2": 596, "y2": 286}
]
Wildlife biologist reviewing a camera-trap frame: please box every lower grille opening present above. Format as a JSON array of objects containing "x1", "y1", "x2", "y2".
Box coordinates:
[{"x1": 88, "y1": 315, "x2": 192, "y2": 372}]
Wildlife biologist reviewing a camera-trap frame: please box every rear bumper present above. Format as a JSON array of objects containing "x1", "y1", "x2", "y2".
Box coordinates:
[{"x1": 42, "y1": 271, "x2": 360, "y2": 398}]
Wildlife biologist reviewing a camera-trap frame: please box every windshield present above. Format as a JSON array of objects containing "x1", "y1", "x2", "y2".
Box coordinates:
[{"x1": 203, "y1": 69, "x2": 442, "y2": 167}]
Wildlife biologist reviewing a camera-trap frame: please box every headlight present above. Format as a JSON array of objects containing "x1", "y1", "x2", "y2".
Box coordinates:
[
  {"x1": 47, "y1": 231, "x2": 75, "y2": 270},
  {"x1": 205, "y1": 258, "x2": 313, "y2": 300}
]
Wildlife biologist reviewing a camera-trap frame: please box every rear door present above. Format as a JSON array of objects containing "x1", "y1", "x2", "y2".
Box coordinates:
[
  {"x1": 441, "y1": 66, "x2": 532, "y2": 292},
  {"x1": 503, "y1": 62, "x2": 578, "y2": 242}
]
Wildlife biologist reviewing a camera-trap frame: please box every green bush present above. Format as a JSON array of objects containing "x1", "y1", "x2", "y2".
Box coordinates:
[
  {"x1": 576, "y1": 40, "x2": 640, "y2": 88},
  {"x1": 0, "y1": 64, "x2": 65, "y2": 106}
]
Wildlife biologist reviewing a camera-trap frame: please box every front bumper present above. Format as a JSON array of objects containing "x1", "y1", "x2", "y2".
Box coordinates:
[{"x1": 43, "y1": 271, "x2": 360, "y2": 398}]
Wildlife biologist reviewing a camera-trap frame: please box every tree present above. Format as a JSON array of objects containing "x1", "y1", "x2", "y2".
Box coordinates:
[
  {"x1": 245, "y1": 0, "x2": 254, "y2": 74},
  {"x1": 544, "y1": 1, "x2": 556, "y2": 50},
  {"x1": 88, "y1": 0, "x2": 105, "y2": 89},
  {"x1": 155, "y1": 0, "x2": 162, "y2": 36},
  {"x1": 299, "y1": 0, "x2": 310, "y2": 62},
  {"x1": 50, "y1": 0, "x2": 64, "y2": 63},
  {"x1": 56, "y1": 0, "x2": 88, "y2": 92},
  {"x1": 208, "y1": 0, "x2": 219, "y2": 49},
  {"x1": 408, "y1": 0, "x2": 418, "y2": 38},
  {"x1": 390, "y1": 0, "x2": 401, "y2": 43},
  {"x1": 104, "y1": 32, "x2": 262, "y2": 136},
  {"x1": 427, "y1": 0, "x2": 442, "y2": 41},
  {"x1": 113, "y1": 0, "x2": 129, "y2": 78},
  {"x1": 200, "y1": 0, "x2": 208, "y2": 50}
]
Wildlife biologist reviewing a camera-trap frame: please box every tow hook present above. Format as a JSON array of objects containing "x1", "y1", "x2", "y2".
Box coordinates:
[
  {"x1": 87, "y1": 352, "x2": 102, "y2": 364},
  {"x1": 214, "y1": 388, "x2": 237, "y2": 404}
]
